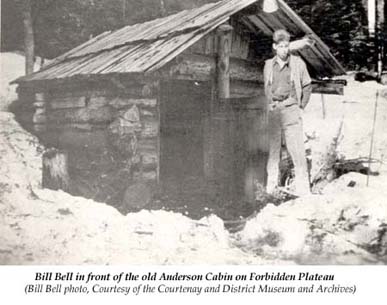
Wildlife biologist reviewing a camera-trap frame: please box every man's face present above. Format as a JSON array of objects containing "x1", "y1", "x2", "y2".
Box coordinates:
[{"x1": 273, "y1": 41, "x2": 290, "y2": 60}]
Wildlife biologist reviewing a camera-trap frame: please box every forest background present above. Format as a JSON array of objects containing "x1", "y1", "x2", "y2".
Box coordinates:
[{"x1": 1, "y1": 0, "x2": 384, "y2": 72}]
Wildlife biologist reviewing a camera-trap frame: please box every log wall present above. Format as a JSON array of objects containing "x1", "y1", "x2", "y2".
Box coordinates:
[
  {"x1": 187, "y1": 20, "x2": 252, "y2": 60},
  {"x1": 165, "y1": 20, "x2": 265, "y2": 99},
  {"x1": 20, "y1": 80, "x2": 160, "y2": 206},
  {"x1": 15, "y1": 22, "x2": 266, "y2": 207}
]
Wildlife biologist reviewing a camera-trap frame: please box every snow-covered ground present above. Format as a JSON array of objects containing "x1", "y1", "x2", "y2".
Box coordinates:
[
  {"x1": 0, "y1": 110, "x2": 287, "y2": 264},
  {"x1": 304, "y1": 74, "x2": 387, "y2": 182},
  {"x1": 0, "y1": 52, "x2": 386, "y2": 264}
]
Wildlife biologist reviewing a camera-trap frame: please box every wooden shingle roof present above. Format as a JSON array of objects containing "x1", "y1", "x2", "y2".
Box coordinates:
[{"x1": 14, "y1": 0, "x2": 345, "y2": 83}]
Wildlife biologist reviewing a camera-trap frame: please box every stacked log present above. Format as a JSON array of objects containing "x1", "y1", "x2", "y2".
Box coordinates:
[
  {"x1": 42, "y1": 148, "x2": 70, "y2": 192},
  {"x1": 19, "y1": 79, "x2": 160, "y2": 206},
  {"x1": 32, "y1": 92, "x2": 46, "y2": 128}
]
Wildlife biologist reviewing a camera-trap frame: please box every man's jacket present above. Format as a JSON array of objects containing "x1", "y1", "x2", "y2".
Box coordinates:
[{"x1": 263, "y1": 54, "x2": 312, "y2": 109}]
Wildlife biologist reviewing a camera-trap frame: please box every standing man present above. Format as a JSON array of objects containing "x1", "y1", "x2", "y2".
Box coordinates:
[{"x1": 263, "y1": 29, "x2": 312, "y2": 196}]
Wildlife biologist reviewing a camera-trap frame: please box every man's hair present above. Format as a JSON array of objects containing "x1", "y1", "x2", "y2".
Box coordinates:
[{"x1": 273, "y1": 29, "x2": 291, "y2": 44}]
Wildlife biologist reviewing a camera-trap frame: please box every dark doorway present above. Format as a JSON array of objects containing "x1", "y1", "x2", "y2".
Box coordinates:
[
  {"x1": 156, "y1": 81, "x2": 268, "y2": 221},
  {"x1": 159, "y1": 80, "x2": 211, "y2": 188}
]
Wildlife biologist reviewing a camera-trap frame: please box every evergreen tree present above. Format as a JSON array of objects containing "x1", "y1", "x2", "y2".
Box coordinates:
[
  {"x1": 287, "y1": 0, "x2": 371, "y2": 69},
  {"x1": 1, "y1": 0, "x2": 373, "y2": 69}
]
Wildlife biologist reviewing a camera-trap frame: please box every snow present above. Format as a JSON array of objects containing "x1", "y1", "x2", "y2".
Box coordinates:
[
  {"x1": 303, "y1": 75, "x2": 387, "y2": 182},
  {"x1": 0, "y1": 52, "x2": 386, "y2": 265},
  {"x1": 0, "y1": 112, "x2": 277, "y2": 264},
  {"x1": 236, "y1": 75, "x2": 387, "y2": 264},
  {"x1": 0, "y1": 78, "x2": 280, "y2": 264},
  {"x1": 237, "y1": 181, "x2": 387, "y2": 264},
  {"x1": 0, "y1": 52, "x2": 42, "y2": 111}
]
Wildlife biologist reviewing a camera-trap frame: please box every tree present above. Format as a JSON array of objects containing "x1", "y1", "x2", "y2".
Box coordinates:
[
  {"x1": 288, "y1": 0, "x2": 371, "y2": 70},
  {"x1": 2, "y1": 0, "x2": 374, "y2": 71},
  {"x1": 375, "y1": 0, "x2": 385, "y2": 76},
  {"x1": 160, "y1": 0, "x2": 167, "y2": 16},
  {"x1": 17, "y1": 0, "x2": 35, "y2": 75}
]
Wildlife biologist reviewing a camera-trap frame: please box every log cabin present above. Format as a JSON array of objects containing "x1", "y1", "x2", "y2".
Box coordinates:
[{"x1": 12, "y1": 0, "x2": 346, "y2": 210}]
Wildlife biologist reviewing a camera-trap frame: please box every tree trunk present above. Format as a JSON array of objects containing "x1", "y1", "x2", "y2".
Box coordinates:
[
  {"x1": 21, "y1": 0, "x2": 35, "y2": 75},
  {"x1": 42, "y1": 148, "x2": 70, "y2": 192},
  {"x1": 159, "y1": 0, "x2": 166, "y2": 17},
  {"x1": 367, "y1": 0, "x2": 376, "y2": 36},
  {"x1": 376, "y1": 0, "x2": 385, "y2": 78},
  {"x1": 122, "y1": 0, "x2": 126, "y2": 25}
]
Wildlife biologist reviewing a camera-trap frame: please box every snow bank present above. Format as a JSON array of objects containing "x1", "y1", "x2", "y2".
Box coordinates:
[
  {"x1": 236, "y1": 78, "x2": 387, "y2": 264},
  {"x1": 0, "y1": 108, "x2": 285, "y2": 265},
  {"x1": 1, "y1": 52, "x2": 385, "y2": 265},
  {"x1": 1, "y1": 87, "x2": 386, "y2": 264},
  {"x1": 237, "y1": 173, "x2": 387, "y2": 264},
  {"x1": 1, "y1": 51, "x2": 288, "y2": 265},
  {"x1": 0, "y1": 111, "x2": 43, "y2": 190},
  {"x1": 303, "y1": 76, "x2": 387, "y2": 182}
]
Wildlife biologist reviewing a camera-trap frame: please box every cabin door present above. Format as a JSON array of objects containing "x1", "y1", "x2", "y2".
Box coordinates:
[
  {"x1": 212, "y1": 96, "x2": 269, "y2": 202},
  {"x1": 159, "y1": 80, "x2": 211, "y2": 187}
]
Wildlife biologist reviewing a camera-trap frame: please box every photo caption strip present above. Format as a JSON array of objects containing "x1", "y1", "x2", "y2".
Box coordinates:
[{"x1": 25, "y1": 270, "x2": 356, "y2": 296}]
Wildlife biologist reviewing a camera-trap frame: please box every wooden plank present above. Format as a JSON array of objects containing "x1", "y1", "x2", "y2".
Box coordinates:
[
  {"x1": 225, "y1": 20, "x2": 251, "y2": 60},
  {"x1": 48, "y1": 88, "x2": 98, "y2": 99},
  {"x1": 230, "y1": 80, "x2": 264, "y2": 98},
  {"x1": 168, "y1": 53, "x2": 264, "y2": 82},
  {"x1": 247, "y1": 15, "x2": 272, "y2": 36},
  {"x1": 50, "y1": 96, "x2": 86, "y2": 109},
  {"x1": 141, "y1": 162, "x2": 158, "y2": 172},
  {"x1": 33, "y1": 101, "x2": 45, "y2": 108},
  {"x1": 229, "y1": 97, "x2": 268, "y2": 201},
  {"x1": 216, "y1": 23, "x2": 233, "y2": 99},
  {"x1": 48, "y1": 106, "x2": 115, "y2": 123},
  {"x1": 59, "y1": 123, "x2": 94, "y2": 131},
  {"x1": 109, "y1": 98, "x2": 157, "y2": 108},
  {"x1": 187, "y1": 36, "x2": 206, "y2": 54},
  {"x1": 240, "y1": 16, "x2": 263, "y2": 36},
  {"x1": 33, "y1": 124, "x2": 47, "y2": 133},
  {"x1": 273, "y1": 10, "x2": 300, "y2": 34},
  {"x1": 16, "y1": 85, "x2": 35, "y2": 96},
  {"x1": 141, "y1": 118, "x2": 159, "y2": 139},
  {"x1": 203, "y1": 71, "x2": 217, "y2": 180},
  {"x1": 50, "y1": 129, "x2": 109, "y2": 150},
  {"x1": 34, "y1": 108, "x2": 46, "y2": 115},
  {"x1": 88, "y1": 96, "x2": 108, "y2": 109},
  {"x1": 155, "y1": 81, "x2": 160, "y2": 183},
  {"x1": 137, "y1": 138, "x2": 158, "y2": 149},
  {"x1": 137, "y1": 140, "x2": 158, "y2": 155},
  {"x1": 257, "y1": 12, "x2": 285, "y2": 32},
  {"x1": 312, "y1": 82, "x2": 344, "y2": 95},
  {"x1": 33, "y1": 113, "x2": 46, "y2": 124},
  {"x1": 141, "y1": 170, "x2": 157, "y2": 181},
  {"x1": 141, "y1": 151, "x2": 158, "y2": 171},
  {"x1": 204, "y1": 33, "x2": 214, "y2": 54},
  {"x1": 139, "y1": 108, "x2": 157, "y2": 118},
  {"x1": 204, "y1": 23, "x2": 233, "y2": 182},
  {"x1": 228, "y1": 96, "x2": 266, "y2": 111},
  {"x1": 35, "y1": 93, "x2": 45, "y2": 102},
  {"x1": 44, "y1": 79, "x2": 155, "y2": 99},
  {"x1": 236, "y1": 3, "x2": 260, "y2": 16}
]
